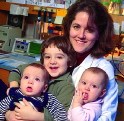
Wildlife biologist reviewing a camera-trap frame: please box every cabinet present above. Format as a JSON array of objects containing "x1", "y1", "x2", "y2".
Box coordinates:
[
  {"x1": 0, "y1": 2, "x2": 39, "y2": 25},
  {"x1": 0, "y1": 68, "x2": 9, "y2": 86},
  {"x1": 0, "y1": 2, "x2": 38, "y2": 15},
  {"x1": 0, "y1": 2, "x2": 64, "y2": 39},
  {"x1": 0, "y1": 2, "x2": 65, "y2": 25}
]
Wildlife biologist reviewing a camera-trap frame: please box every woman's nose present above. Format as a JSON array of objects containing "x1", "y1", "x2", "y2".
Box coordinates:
[{"x1": 78, "y1": 29, "x2": 86, "y2": 39}]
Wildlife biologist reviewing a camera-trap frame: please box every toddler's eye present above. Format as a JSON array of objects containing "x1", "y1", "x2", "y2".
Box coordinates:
[
  {"x1": 44, "y1": 55, "x2": 50, "y2": 59},
  {"x1": 57, "y1": 56, "x2": 63, "y2": 59}
]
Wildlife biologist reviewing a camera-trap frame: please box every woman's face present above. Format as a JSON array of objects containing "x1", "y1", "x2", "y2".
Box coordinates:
[{"x1": 69, "y1": 12, "x2": 99, "y2": 54}]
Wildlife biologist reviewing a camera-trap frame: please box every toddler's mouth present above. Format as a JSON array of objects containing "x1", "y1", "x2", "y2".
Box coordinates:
[{"x1": 50, "y1": 67, "x2": 58, "y2": 69}]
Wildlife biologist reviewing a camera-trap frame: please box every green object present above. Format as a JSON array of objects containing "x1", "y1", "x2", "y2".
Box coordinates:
[
  {"x1": 29, "y1": 42, "x2": 42, "y2": 54},
  {"x1": 101, "y1": 1, "x2": 110, "y2": 6},
  {"x1": 44, "y1": 72, "x2": 74, "y2": 121},
  {"x1": 111, "y1": 0, "x2": 122, "y2": 3}
]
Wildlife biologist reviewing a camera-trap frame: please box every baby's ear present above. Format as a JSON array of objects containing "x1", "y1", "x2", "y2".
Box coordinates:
[
  {"x1": 99, "y1": 89, "x2": 106, "y2": 98},
  {"x1": 43, "y1": 84, "x2": 48, "y2": 92}
]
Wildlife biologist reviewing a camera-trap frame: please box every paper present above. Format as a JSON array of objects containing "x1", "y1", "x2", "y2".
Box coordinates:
[
  {"x1": 54, "y1": 16, "x2": 63, "y2": 24},
  {"x1": 10, "y1": 4, "x2": 29, "y2": 16}
]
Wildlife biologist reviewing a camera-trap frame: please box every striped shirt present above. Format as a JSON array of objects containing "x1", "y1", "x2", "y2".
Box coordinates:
[{"x1": 0, "y1": 89, "x2": 68, "y2": 121}]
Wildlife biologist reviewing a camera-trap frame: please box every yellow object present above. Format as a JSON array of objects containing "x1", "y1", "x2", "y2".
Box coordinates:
[
  {"x1": 56, "y1": 9, "x2": 67, "y2": 17},
  {"x1": 33, "y1": 6, "x2": 41, "y2": 10}
]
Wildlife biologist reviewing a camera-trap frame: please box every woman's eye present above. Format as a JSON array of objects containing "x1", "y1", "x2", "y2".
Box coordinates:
[
  {"x1": 86, "y1": 27, "x2": 95, "y2": 33},
  {"x1": 72, "y1": 24, "x2": 80, "y2": 30},
  {"x1": 73, "y1": 26, "x2": 80, "y2": 30}
]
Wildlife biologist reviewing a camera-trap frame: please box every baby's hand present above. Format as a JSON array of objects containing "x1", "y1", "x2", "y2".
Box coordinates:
[{"x1": 72, "y1": 89, "x2": 84, "y2": 108}]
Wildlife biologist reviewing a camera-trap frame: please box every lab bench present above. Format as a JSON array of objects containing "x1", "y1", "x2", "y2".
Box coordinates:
[{"x1": 0, "y1": 52, "x2": 40, "y2": 86}]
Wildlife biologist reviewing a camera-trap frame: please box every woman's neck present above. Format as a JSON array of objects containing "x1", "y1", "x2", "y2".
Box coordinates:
[{"x1": 76, "y1": 51, "x2": 90, "y2": 66}]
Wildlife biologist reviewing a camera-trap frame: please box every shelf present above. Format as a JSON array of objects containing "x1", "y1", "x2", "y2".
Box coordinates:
[
  {"x1": 0, "y1": 2, "x2": 66, "y2": 15},
  {"x1": 0, "y1": 2, "x2": 38, "y2": 15},
  {"x1": 111, "y1": 14, "x2": 124, "y2": 24}
]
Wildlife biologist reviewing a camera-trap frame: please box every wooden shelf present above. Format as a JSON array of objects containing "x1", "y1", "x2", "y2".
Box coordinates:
[
  {"x1": 110, "y1": 14, "x2": 124, "y2": 24},
  {"x1": 0, "y1": 2, "x2": 38, "y2": 15}
]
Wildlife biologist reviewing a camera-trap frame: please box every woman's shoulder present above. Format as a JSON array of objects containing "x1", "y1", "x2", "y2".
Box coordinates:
[
  {"x1": 82, "y1": 55, "x2": 113, "y2": 69},
  {"x1": 83, "y1": 55, "x2": 115, "y2": 79},
  {"x1": 96, "y1": 57, "x2": 114, "y2": 70}
]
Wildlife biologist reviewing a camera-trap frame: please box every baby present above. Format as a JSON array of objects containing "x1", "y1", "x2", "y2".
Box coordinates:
[
  {"x1": 68, "y1": 67, "x2": 108, "y2": 121},
  {"x1": 0, "y1": 63, "x2": 67, "y2": 121}
]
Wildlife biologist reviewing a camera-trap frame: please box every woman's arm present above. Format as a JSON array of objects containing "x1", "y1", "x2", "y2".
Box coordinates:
[
  {"x1": 97, "y1": 62, "x2": 118, "y2": 121},
  {"x1": 97, "y1": 78, "x2": 118, "y2": 121}
]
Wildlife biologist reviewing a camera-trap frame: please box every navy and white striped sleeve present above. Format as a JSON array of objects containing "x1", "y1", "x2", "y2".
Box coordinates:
[
  {"x1": 46, "y1": 93, "x2": 68, "y2": 121},
  {"x1": 0, "y1": 96, "x2": 12, "y2": 120}
]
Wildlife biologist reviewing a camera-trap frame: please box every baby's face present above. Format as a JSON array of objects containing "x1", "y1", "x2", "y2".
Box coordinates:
[
  {"x1": 20, "y1": 66, "x2": 47, "y2": 97},
  {"x1": 77, "y1": 70, "x2": 105, "y2": 103},
  {"x1": 43, "y1": 44, "x2": 69, "y2": 79}
]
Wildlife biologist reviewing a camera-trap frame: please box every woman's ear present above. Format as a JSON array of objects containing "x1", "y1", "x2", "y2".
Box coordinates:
[{"x1": 99, "y1": 89, "x2": 106, "y2": 98}]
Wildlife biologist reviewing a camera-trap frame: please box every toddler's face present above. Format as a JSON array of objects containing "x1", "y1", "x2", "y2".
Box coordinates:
[{"x1": 43, "y1": 44, "x2": 69, "y2": 79}]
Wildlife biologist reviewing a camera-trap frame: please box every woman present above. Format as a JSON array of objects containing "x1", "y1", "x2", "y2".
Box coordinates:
[
  {"x1": 63, "y1": 0, "x2": 118, "y2": 120},
  {"x1": 6, "y1": 0, "x2": 118, "y2": 121}
]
